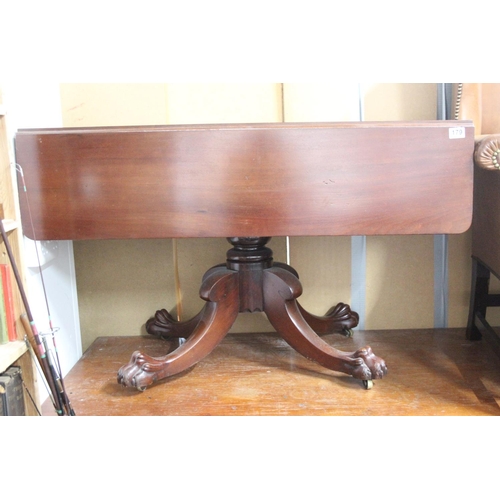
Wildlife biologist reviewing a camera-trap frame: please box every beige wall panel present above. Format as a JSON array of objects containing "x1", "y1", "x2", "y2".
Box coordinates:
[
  {"x1": 74, "y1": 239, "x2": 174, "y2": 352},
  {"x1": 283, "y1": 83, "x2": 360, "y2": 324},
  {"x1": 448, "y1": 231, "x2": 472, "y2": 327},
  {"x1": 364, "y1": 84, "x2": 437, "y2": 329},
  {"x1": 162, "y1": 238, "x2": 223, "y2": 322},
  {"x1": 366, "y1": 235, "x2": 434, "y2": 329},
  {"x1": 165, "y1": 84, "x2": 282, "y2": 124},
  {"x1": 283, "y1": 83, "x2": 361, "y2": 122},
  {"x1": 362, "y1": 83, "x2": 437, "y2": 121},
  {"x1": 289, "y1": 236, "x2": 352, "y2": 316},
  {"x1": 60, "y1": 83, "x2": 168, "y2": 126}
]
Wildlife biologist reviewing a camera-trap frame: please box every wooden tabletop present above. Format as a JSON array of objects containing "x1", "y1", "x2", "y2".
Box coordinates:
[{"x1": 16, "y1": 121, "x2": 473, "y2": 240}]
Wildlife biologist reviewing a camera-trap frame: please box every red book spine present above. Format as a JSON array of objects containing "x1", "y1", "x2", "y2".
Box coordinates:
[{"x1": 0, "y1": 264, "x2": 17, "y2": 341}]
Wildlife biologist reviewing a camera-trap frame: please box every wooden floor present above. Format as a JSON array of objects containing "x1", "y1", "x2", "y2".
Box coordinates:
[{"x1": 42, "y1": 328, "x2": 500, "y2": 416}]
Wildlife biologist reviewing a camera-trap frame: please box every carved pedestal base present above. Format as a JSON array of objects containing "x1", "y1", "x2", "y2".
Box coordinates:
[{"x1": 118, "y1": 237, "x2": 387, "y2": 391}]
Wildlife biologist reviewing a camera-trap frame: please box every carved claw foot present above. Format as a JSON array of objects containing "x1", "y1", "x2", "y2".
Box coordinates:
[
  {"x1": 146, "y1": 308, "x2": 203, "y2": 339},
  {"x1": 325, "y1": 302, "x2": 359, "y2": 336},
  {"x1": 118, "y1": 267, "x2": 240, "y2": 391},
  {"x1": 146, "y1": 309, "x2": 176, "y2": 338},
  {"x1": 343, "y1": 345, "x2": 387, "y2": 381},
  {"x1": 297, "y1": 301, "x2": 359, "y2": 337},
  {"x1": 117, "y1": 351, "x2": 165, "y2": 391}
]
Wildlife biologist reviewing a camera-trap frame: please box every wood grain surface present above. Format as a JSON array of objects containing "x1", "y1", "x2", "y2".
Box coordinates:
[
  {"x1": 41, "y1": 329, "x2": 500, "y2": 416},
  {"x1": 16, "y1": 121, "x2": 473, "y2": 240}
]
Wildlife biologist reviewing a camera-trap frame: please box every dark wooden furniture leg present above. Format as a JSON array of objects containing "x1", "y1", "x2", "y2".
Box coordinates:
[
  {"x1": 466, "y1": 258, "x2": 489, "y2": 341},
  {"x1": 271, "y1": 262, "x2": 359, "y2": 336},
  {"x1": 466, "y1": 258, "x2": 500, "y2": 342},
  {"x1": 118, "y1": 266, "x2": 240, "y2": 390},
  {"x1": 263, "y1": 265, "x2": 387, "y2": 388},
  {"x1": 123, "y1": 237, "x2": 386, "y2": 390}
]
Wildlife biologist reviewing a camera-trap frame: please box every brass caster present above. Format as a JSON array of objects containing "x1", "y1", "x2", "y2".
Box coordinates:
[
  {"x1": 362, "y1": 380, "x2": 373, "y2": 390},
  {"x1": 342, "y1": 328, "x2": 354, "y2": 338}
]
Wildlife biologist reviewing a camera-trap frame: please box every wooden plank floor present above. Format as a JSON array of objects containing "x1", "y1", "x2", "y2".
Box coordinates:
[{"x1": 42, "y1": 328, "x2": 500, "y2": 416}]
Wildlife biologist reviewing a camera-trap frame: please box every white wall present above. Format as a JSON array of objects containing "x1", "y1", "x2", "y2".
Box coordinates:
[{"x1": 2, "y1": 83, "x2": 82, "y2": 399}]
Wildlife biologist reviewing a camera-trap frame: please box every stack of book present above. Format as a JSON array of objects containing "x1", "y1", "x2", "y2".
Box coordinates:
[
  {"x1": 0, "y1": 366, "x2": 25, "y2": 416},
  {"x1": 0, "y1": 263, "x2": 16, "y2": 344}
]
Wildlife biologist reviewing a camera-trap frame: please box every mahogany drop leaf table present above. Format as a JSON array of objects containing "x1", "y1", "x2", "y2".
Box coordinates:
[{"x1": 15, "y1": 121, "x2": 474, "y2": 391}]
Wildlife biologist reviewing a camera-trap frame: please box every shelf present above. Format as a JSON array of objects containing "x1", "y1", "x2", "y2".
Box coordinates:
[
  {"x1": 0, "y1": 85, "x2": 39, "y2": 413},
  {"x1": 1, "y1": 219, "x2": 18, "y2": 233},
  {"x1": 0, "y1": 340, "x2": 28, "y2": 374},
  {"x1": 1, "y1": 221, "x2": 23, "y2": 372}
]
